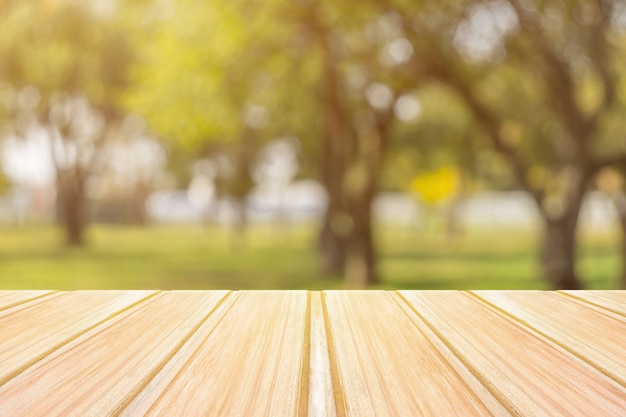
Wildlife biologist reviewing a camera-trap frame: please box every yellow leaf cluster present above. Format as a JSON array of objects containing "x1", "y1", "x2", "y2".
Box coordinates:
[{"x1": 410, "y1": 166, "x2": 459, "y2": 204}]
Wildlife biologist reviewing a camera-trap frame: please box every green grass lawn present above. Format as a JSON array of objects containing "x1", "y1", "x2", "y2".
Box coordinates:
[{"x1": 0, "y1": 223, "x2": 621, "y2": 290}]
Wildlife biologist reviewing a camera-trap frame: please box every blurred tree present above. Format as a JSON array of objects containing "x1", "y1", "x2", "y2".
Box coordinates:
[
  {"x1": 90, "y1": 132, "x2": 167, "y2": 226},
  {"x1": 128, "y1": 0, "x2": 426, "y2": 285},
  {"x1": 595, "y1": 167, "x2": 626, "y2": 288},
  {"x1": 390, "y1": 0, "x2": 626, "y2": 289},
  {"x1": 615, "y1": 171, "x2": 626, "y2": 289},
  {"x1": 125, "y1": 0, "x2": 296, "y2": 242},
  {"x1": 386, "y1": 84, "x2": 502, "y2": 240},
  {"x1": 289, "y1": 0, "x2": 430, "y2": 285},
  {"x1": 0, "y1": 0, "x2": 137, "y2": 246}
]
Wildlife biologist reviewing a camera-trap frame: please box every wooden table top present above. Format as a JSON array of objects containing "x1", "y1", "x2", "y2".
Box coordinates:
[{"x1": 0, "y1": 290, "x2": 624, "y2": 416}]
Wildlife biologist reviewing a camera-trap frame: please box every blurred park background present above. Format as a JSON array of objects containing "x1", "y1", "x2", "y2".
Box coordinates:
[{"x1": 0, "y1": 0, "x2": 625, "y2": 290}]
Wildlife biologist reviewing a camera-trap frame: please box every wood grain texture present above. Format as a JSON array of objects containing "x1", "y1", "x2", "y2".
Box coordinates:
[
  {"x1": 0, "y1": 290, "x2": 624, "y2": 416},
  {"x1": 473, "y1": 290, "x2": 626, "y2": 386},
  {"x1": 400, "y1": 291, "x2": 626, "y2": 416},
  {"x1": 140, "y1": 291, "x2": 309, "y2": 417},
  {"x1": 118, "y1": 291, "x2": 239, "y2": 417},
  {"x1": 0, "y1": 290, "x2": 156, "y2": 385},
  {"x1": 0, "y1": 291, "x2": 228, "y2": 417},
  {"x1": 308, "y1": 292, "x2": 337, "y2": 417},
  {"x1": 560, "y1": 290, "x2": 626, "y2": 317},
  {"x1": 324, "y1": 291, "x2": 507, "y2": 416},
  {"x1": 0, "y1": 290, "x2": 56, "y2": 312}
]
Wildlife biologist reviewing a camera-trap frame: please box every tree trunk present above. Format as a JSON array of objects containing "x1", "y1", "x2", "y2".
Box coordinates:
[
  {"x1": 317, "y1": 186, "x2": 378, "y2": 286},
  {"x1": 617, "y1": 216, "x2": 626, "y2": 290},
  {"x1": 312, "y1": 14, "x2": 390, "y2": 286},
  {"x1": 345, "y1": 187, "x2": 377, "y2": 286},
  {"x1": 229, "y1": 131, "x2": 255, "y2": 250},
  {"x1": 316, "y1": 136, "x2": 349, "y2": 276},
  {"x1": 315, "y1": 32, "x2": 352, "y2": 278},
  {"x1": 57, "y1": 171, "x2": 86, "y2": 247},
  {"x1": 539, "y1": 215, "x2": 582, "y2": 289},
  {"x1": 611, "y1": 192, "x2": 626, "y2": 289},
  {"x1": 230, "y1": 196, "x2": 248, "y2": 251},
  {"x1": 317, "y1": 210, "x2": 347, "y2": 276},
  {"x1": 316, "y1": 132, "x2": 381, "y2": 286},
  {"x1": 130, "y1": 183, "x2": 151, "y2": 226},
  {"x1": 537, "y1": 171, "x2": 589, "y2": 290},
  {"x1": 445, "y1": 170, "x2": 466, "y2": 245}
]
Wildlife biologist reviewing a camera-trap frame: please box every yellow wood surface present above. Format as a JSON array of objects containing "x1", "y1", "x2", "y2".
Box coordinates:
[
  {"x1": 0, "y1": 290, "x2": 56, "y2": 312},
  {"x1": 400, "y1": 291, "x2": 626, "y2": 416},
  {"x1": 473, "y1": 291, "x2": 626, "y2": 386},
  {"x1": 0, "y1": 290, "x2": 624, "y2": 416},
  {"x1": 560, "y1": 290, "x2": 626, "y2": 317}
]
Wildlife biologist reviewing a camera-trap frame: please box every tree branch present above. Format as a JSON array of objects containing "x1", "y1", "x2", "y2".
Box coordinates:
[
  {"x1": 592, "y1": 152, "x2": 626, "y2": 173},
  {"x1": 436, "y1": 66, "x2": 543, "y2": 205},
  {"x1": 585, "y1": 0, "x2": 616, "y2": 133},
  {"x1": 508, "y1": 0, "x2": 589, "y2": 146},
  {"x1": 395, "y1": 5, "x2": 544, "y2": 204}
]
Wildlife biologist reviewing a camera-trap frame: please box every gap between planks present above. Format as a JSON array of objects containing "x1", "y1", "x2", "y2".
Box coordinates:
[
  {"x1": 468, "y1": 290, "x2": 626, "y2": 389},
  {"x1": 0, "y1": 291, "x2": 161, "y2": 387},
  {"x1": 394, "y1": 291, "x2": 519, "y2": 417},
  {"x1": 557, "y1": 290, "x2": 626, "y2": 318}
]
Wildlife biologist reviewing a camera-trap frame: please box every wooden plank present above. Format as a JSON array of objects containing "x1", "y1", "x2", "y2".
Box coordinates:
[
  {"x1": 138, "y1": 291, "x2": 308, "y2": 417},
  {"x1": 308, "y1": 291, "x2": 337, "y2": 417},
  {"x1": 0, "y1": 290, "x2": 156, "y2": 385},
  {"x1": 323, "y1": 291, "x2": 508, "y2": 416},
  {"x1": 560, "y1": 290, "x2": 626, "y2": 317},
  {"x1": 400, "y1": 291, "x2": 626, "y2": 416},
  {"x1": 118, "y1": 291, "x2": 241, "y2": 416},
  {"x1": 473, "y1": 291, "x2": 626, "y2": 386},
  {"x1": 1, "y1": 290, "x2": 624, "y2": 415},
  {"x1": 0, "y1": 291, "x2": 229, "y2": 417},
  {"x1": 0, "y1": 290, "x2": 56, "y2": 312}
]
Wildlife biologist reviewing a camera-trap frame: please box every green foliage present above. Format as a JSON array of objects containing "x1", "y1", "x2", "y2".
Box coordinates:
[
  {"x1": 124, "y1": 0, "x2": 304, "y2": 149},
  {"x1": 0, "y1": 1, "x2": 134, "y2": 109},
  {"x1": 124, "y1": 1, "x2": 241, "y2": 147}
]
